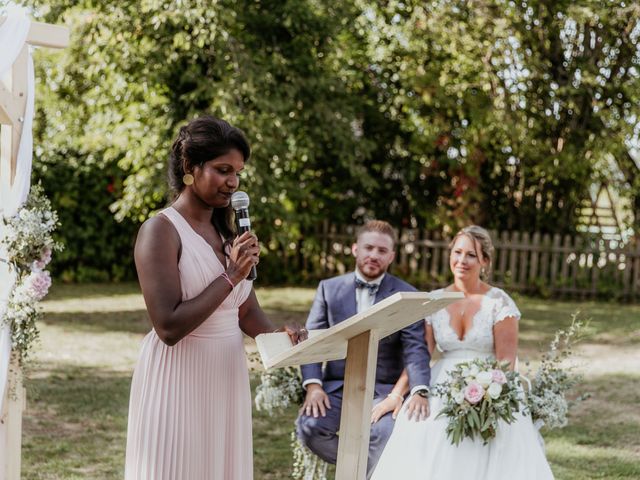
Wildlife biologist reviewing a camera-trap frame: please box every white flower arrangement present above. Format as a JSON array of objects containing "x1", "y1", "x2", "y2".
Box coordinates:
[
  {"x1": 254, "y1": 365, "x2": 304, "y2": 412},
  {"x1": 290, "y1": 430, "x2": 329, "y2": 480},
  {"x1": 524, "y1": 316, "x2": 588, "y2": 431},
  {"x1": 253, "y1": 363, "x2": 329, "y2": 480},
  {"x1": 1, "y1": 183, "x2": 62, "y2": 365}
]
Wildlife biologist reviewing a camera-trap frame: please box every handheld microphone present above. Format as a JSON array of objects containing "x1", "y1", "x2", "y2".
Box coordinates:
[{"x1": 231, "y1": 191, "x2": 257, "y2": 281}]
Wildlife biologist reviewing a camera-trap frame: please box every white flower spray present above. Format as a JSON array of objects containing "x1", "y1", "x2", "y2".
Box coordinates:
[
  {"x1": 524, "y1": 315, "x2": 590, "y2": 431},
  {"x1": 1, "y1": 184, "x2": 62, "y2": 366},
  {"x1": 251, "y1": 355, "x2": 329, "y2": 480}
]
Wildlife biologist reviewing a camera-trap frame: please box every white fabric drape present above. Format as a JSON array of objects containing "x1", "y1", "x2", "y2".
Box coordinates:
[{"x1": 0, "y1": 5, "x2": 34, "y2": 415}]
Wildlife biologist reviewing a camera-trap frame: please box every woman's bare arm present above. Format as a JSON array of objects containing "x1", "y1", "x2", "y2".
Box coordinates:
[
  {"x1": 493, "y1": 316, "x2": 518, "y2": 369},
  {"x1": 425, "y1": 323, "x2": 436, "y2": 356},
  {"x1": 238, "y1": 290, "x2": 273, "y2": 338},
  {"x1": 135, "y1": 216, "x2": 257, "y2": 346},
  {"x1": 238, "y1": 290, "x2": 307, "y2": 344}
]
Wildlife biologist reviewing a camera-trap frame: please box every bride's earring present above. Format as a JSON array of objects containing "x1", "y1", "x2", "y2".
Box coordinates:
[{"x1": 183, "y1": 173, "x2": 194, "y2": 185}]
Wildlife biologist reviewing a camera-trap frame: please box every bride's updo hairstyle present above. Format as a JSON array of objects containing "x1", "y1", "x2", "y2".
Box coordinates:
[
  {"x1": 167, "y1": 115, "x2": 251, "y2": 241},
  {"x1": 449, "y1": 225, "x2": 494, "y2": 280}
]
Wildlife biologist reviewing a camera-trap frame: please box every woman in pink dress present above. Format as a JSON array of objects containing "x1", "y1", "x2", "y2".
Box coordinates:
[{"x1": 125, "y1": 115, "x2": 305, "y2": 480}]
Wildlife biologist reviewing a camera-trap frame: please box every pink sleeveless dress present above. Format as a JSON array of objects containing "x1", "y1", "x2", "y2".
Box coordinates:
[{"x1": 125, "y1": 206, "x2": 254, "y2": 480}]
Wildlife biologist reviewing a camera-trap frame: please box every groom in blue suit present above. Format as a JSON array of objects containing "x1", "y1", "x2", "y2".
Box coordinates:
[{"x1": 296, "y1": 220, "x2": 431, "y2": 478}]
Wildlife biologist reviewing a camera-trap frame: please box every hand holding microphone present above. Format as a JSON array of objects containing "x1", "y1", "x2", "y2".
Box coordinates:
[{"x1": 230, "y1": 191, "x2": 258, "y2": 281}]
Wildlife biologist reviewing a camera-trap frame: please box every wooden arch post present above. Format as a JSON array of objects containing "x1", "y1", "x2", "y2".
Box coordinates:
[{"x1": 0, "y1": 16, "x2": 69, "y2": 480}]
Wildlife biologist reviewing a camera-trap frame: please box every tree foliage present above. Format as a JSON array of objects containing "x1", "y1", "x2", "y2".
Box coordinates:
[
  {"x1": 12, "y1": 0, "x2": 640, "y2": 280},
  {"x1": 356, "y1": 0, "x2": 640, "y2": 233}
]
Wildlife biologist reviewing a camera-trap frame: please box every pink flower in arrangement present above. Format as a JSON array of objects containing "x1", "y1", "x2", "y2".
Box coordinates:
[
  {"x1": 464, "y1": 381, "x2": 485, "y2": 405},
  {"x1": 491, "y1": 369, "x2": 507, "y2": 385},
  {"x1": 32, "y1": 247, "x2": 53, "y2": 271},
  {"x1": 26, "y1": 270, "x2": 52, "y2": 301},
  {"x1": 40, "y1": 246, "x2": 52, "y2": 265},
  {"x1": 32, "y1": 260, "x2": 45, "y2": 270}
]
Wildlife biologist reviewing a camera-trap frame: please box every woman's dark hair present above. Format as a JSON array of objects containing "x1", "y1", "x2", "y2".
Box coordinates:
[{"x1": 168, "y1": 115, "x2": 251, "y2": 241}]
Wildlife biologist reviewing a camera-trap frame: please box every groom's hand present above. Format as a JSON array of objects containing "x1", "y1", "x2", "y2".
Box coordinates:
[
  {"x1": 301, "y1": 384, "x2": 331, "y2": 418},
  {"x1": 404, "y1": 395, "x2": 430, "y2": 422}
]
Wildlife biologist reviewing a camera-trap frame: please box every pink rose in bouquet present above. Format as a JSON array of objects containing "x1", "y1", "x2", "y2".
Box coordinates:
[
  {"x1": 464, "y1": 381, "x2": 485, "y2": 404},
  {"x1": 491, "y1": 369, "x2": 507, "y2": 385}
]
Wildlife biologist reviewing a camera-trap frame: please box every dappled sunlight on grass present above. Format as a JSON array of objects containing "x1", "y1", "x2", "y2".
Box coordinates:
[
  {"x1": 541, "y1": 372, "x2": 640, "y2": 478},
  {"x1": 547, "y1": 439, "x2": 640, "y2": 479},
  {"x1": 23, "y1": 364, "x2": 131, "y2": 480},
  {"x1": 20, "y1": 283, "x2": 640, "y2": 479},
  {"x1": 252, "y1": 402, "x2": 299, "y2": 479},
  {"x1": 34, "y1": 320, "x2": 145, "y2": 372},
  {"x1": 256, "y1": 287, "x2": 317, "y2": 312},
  {"x1": 44, "y1": 282, "x2": 141, "y2": 301},
  {"x1": 42, "y1": 294, "x2": 145, "y2": 314},
  {"x1": 518, "y1": 297, "x2": 640, "y2": 343},
  {"x1": 38, "y1": 310, "x2": 150, "y2": 335}
]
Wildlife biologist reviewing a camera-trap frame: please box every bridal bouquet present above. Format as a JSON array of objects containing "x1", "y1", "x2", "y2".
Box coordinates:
[{"x1": 432, "y1": 358, "x2": 522, "y2": 445}]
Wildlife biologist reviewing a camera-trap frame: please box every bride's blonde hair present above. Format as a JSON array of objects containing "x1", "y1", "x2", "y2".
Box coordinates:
[{"x1": 449, "y1": 226, "x2": 494, "y2": 279}]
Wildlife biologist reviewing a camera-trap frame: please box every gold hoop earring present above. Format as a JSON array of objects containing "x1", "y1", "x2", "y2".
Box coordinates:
[{"x1": 183, "y1": 173, "x2": 194, "y2": 186}]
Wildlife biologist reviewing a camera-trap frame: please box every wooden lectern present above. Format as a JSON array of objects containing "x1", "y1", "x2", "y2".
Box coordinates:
[{"x1": 256, "y1": 290, "x2": 463, "y2": 480}]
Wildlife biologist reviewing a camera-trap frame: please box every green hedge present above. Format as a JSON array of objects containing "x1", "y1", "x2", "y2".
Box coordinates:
[{"x1": 34, "y1": 155, "x2": 139, "y2": 282}]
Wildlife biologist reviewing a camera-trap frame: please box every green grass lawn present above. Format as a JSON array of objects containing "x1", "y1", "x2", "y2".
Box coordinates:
[{"x1": 18, "y1": 283, "x2": 640, "y2": 479}]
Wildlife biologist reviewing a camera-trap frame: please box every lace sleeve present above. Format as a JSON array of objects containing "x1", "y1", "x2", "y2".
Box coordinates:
[{"x1": 494, "y1": 289, "x2": 521, "y2": 324}]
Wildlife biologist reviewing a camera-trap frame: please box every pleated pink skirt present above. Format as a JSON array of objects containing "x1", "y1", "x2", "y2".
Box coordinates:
[{"x1": 125, "y1": 324, "x2": 253, "y2": 480}]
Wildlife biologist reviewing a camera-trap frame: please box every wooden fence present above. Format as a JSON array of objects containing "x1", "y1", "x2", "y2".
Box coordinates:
[{"x1": 284, "y1": 223, "x2": 640, "y2": 301}]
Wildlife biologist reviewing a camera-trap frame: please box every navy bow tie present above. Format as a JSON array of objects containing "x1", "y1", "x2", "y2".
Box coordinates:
[{"x1": 355, "y1": 278, "x2": 379, "y2": 296}]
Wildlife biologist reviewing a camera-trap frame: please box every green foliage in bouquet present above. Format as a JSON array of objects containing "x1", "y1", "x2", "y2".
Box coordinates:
[{"x1": 432, "y1": 358, "x2": 522, "y2": 446}]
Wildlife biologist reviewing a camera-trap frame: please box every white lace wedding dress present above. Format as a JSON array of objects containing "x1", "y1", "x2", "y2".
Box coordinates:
[{"x1": 371, "y1": 287, "x2": 554, "y2": 480}]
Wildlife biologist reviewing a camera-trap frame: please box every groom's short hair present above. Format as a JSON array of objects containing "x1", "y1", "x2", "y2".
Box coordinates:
[{"x1": 356, "y1": 220, "x2": 397, "y2": 245}]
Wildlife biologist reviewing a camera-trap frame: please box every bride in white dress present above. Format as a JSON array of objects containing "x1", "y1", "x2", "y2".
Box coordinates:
[{"x1": 371, "y1": 226, "x2": 554, "y2": 480}]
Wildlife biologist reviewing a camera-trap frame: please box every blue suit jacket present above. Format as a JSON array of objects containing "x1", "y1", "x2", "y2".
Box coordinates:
[{"x1": 300, "y1": 272, "x2": 431, "y2": 397}]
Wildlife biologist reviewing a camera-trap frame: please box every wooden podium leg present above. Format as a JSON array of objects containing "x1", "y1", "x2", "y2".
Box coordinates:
[{"x1": 335, "y1": 330, "x2": 380, "y2": 480}]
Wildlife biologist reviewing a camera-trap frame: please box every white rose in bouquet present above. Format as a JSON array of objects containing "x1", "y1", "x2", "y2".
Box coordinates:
[
  {"x1": 488, "y1": 382, "x2": 503, "y2": 399},
  {"x1": 476, "y1": 371, "x2": 493, "y2": 388}
]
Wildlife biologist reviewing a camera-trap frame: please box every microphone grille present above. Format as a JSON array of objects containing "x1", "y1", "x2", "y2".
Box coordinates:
[{"x1": 231, "y1": 191, "x2": 250, "y2": 210}]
